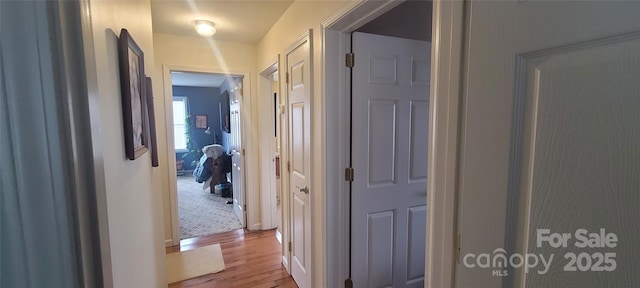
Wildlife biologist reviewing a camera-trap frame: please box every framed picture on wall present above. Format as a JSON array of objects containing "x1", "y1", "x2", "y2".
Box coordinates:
[
  {"x1": 195, "y1": 114, "x2": 208, "y2": 129},
  {"x1": 118, "y1": 28, "x2": 149, "y2": 160},
  {"x1": 146, "y1": 77, "x2": 159, "y2": 167}
]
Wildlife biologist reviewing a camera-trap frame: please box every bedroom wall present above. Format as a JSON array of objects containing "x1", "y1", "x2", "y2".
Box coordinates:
[
  {"x1": 218, "y1": 79, "x2": 231, "y2": 154},
  {"x1": 87, "y1": 0, "x2": 166, "y2": 286},
  {"x1": 173, "y1": 85, "x2": 222, "y2": 169},
  {"x1": 356, "y1": 0, "x2": 432, "y2": 41},
  {"x1": 153, "y1": 33, "x2": 256, "y2": 242},
  {"x1": 218, "y1": 77, "x2": 242, "y2": 154}
]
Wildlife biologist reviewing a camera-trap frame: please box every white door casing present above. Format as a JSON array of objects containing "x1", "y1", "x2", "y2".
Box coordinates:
[
  {"x1": 230, "y1": 83, "x2": 246, "y2": 227},
  {"x1": 162, "y1": 67, "x2": 256, "y2": 246},
  {"x1": 259, "y1": 62, "x2": 280, "y2": 231},
  {"x1": 351, "y1": 32, "x2": 430, "y2": 288},
  {"x1": 287, "y1": 31, "x2": 312, "y2": 288},
  {"x1": 457, "y1": 2, "x2": 640, "y2": 287},
  {"x1": 279, "y1": 66, "x2": 292, "y2": 272}
]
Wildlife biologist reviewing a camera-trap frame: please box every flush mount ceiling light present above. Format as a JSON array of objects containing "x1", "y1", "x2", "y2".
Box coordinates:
[{"x1": 194, "y1": 20, "x2": 216, "y2": 37}]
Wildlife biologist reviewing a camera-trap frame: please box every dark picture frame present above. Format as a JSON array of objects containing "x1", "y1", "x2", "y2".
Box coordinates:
[
  {"x1": 195, "y1": 114, "x2": 208, "y2": 129},
  {"x1": 118, "y1": 28, "x2": 149, "y2": 160},
  {"x1": 146, "y1": 77, "x2": 159, "y2": 167}
]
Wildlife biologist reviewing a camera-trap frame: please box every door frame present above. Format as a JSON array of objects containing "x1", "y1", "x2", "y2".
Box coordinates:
[
  {"x1": 320, "y1": 0, "x2": 464, "y2": 286},
  {"x1": 2, "y1": 0, "x2": 110, "y2": 285},
  {"x1": 258, "y1": 58, "x2": 280, "y2": 231},
  {"x1": 162, "y1": 65, "x2": 255, "y2": 245},
  {"x1": 282, "y1": 30, "x2": 313, "y2": 287}
]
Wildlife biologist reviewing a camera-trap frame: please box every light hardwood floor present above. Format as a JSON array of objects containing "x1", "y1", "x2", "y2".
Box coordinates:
[{"x1": 166, "y1": 229, "x2": 298, "y2": 288}]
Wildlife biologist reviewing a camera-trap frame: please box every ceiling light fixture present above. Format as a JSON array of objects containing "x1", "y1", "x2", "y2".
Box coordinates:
[{"x1": 194, "y1": 20, "x2": 216, "y2": 37}]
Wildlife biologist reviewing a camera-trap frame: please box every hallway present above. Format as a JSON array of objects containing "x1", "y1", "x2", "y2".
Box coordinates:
[{"x1": 167, "y1": 229, "x2": 296, "y2": 287}]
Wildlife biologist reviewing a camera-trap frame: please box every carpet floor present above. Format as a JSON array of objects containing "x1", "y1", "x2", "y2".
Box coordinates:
[{"x1": 177, "y1": 175, "x2": 242, "y2": 239}]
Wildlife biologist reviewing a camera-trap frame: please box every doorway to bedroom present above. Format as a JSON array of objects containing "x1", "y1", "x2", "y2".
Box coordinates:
[{"x1": 170, "y1": 70, "x2": 243, "y2": 239}]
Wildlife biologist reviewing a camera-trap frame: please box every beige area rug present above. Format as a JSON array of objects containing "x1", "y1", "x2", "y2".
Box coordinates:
[
  {"x1": 177, "y1": 175, "x2": 243, "y2": 239},
  {"x1": 166, "y1": 244, "x2": 226, "y2": 284}
]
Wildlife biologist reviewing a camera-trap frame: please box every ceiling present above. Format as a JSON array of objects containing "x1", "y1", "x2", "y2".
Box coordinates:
[
  {"x1": 150, "y1": 0, "x2": 294, "y2": 44},
  {"x1": 171, "y1": 71, "x2": 227, "y2": 88},
  {"x1": 155, "y1": 0, "x2": 431, "y2": 87}
]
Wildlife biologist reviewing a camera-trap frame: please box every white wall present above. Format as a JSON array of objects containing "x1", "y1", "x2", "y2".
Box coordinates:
[
  {"x1": 152, "y1": 33, "x2": 258, "y2": 242},
  {"x1": 258, "y1": 65, "x2": 278, "y2": 231},
  {"x1": 256, "y1": 1, "x2": 349, "y2": 287},
  {"x1": 87, "y1": 0, "x2": 166, "y2": 286},
  {"x1": 257, "y1": 1, "x2": 347, "y2": 69}
]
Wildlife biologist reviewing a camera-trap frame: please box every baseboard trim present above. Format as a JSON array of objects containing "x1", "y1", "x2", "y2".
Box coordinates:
[
  {"x1": 249, "y1": 223, "x2": 262, "y2": 231},
  {"x1": 275, "y1": 229, "x2": 282, "y2": 243},
  {"x1": 165, "y1": 239, "x2": 174, "y2": 247},
  {"x1": 282, "y1": 256, "x2": 290, "y2": 273}
]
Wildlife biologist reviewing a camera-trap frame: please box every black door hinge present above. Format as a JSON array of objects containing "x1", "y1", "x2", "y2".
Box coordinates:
[{"x1": 346, "y1": 53, "x2": 355, "y2": 68}]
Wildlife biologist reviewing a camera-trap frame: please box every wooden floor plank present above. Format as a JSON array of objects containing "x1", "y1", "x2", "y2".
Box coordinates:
[{"x1": 167, "y1": 229, "x2": 297, "y2": 288}]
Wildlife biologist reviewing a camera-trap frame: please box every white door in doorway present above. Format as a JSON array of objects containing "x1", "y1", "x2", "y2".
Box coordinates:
[
  {"x1": 456, "y1": 2, "x2": 640, "y2": 287},
  {"x1": 351, "y1": 32, "x2": 430, "y2": 288},
  {"x1": 230, "y1": 97, "x2": 245, "y2": 227},
  {"x1": 286, "y1": 33, "x2": 312, "y2": 288}
]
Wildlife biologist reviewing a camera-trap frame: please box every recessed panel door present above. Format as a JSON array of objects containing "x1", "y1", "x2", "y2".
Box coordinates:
[
  {"x1": 352, "y1": 32, "x2": 430, "y2": 288},
  {"x1": 230, "y1": 92, "x2": 245, "y2": 227},
  {"x1": 287, "y1": 33, "x2": 312, "y2": 288}
]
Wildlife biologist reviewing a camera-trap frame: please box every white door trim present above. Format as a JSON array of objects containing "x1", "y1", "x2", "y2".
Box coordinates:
[
  {"x1": 276, "y1": 61, "x2": 292, "y2": 272},
  {"x1": 320, "y1": 27, "x2": 351, "y2": 287},
  {"x1": 321, "y1": 0, "x2": 464, "y2": 286},
  {"x1": 258, "y1": 58, "x2": 280, "y2": 231},
  {"x1": 2, "y1": 1, "x2": 110, "y2": 286},
  {"x1": 283, "y1": 30, "x2": 313, "y2": 288},
  {"x1": 162, "y1": 65, "x2": 255, "y2": 245},
  {"x1": 424, "y1": 1, "x2": 464, "y2": 287}
]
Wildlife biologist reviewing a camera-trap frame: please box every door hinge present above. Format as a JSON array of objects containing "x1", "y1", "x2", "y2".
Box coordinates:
[
  {"x1": 455, "y1": 234, "x2": 461, "y2": 264},
  {"x1": 345, "y1": 167, "x2": 354, "y2": 182},
  {"x1": 243, "y1": 204, "x2": 247, "y2": 210},
  {"x1": 346, "y1": 53, "x2": 355, "y2": 68},
  {"x1": 287, "y1": 161, "x2": 291, "y2": 173},
  {"x1": 288, "y1": 241, "x2": 292, "y2": 252},
  {"x1": 239, "y1": 88, "x2": 243, "y2": 96},
  {"x1": 345, "y1": 278, "x2": 353, "y2": 288},
  {"x1": 242, "y1": 148, "x2": 245, "y2": 156},
  {"x1": 286, "y1": 72, "x2": 289, "y2": 84}
]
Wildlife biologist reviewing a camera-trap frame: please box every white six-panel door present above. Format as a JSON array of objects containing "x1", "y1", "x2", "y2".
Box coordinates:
[
  {"x1": 456, "y1": 1, "x2": 640, "y2": 287},
  {"x1": 287, "y1": 33, "x2": 312, "y2": 288},
  {"x1": 230, "y1": 91, "x2": 245, "y2": 227},
  {"x1": 351, "y1": 32, "x2": 430, "y2": 288}
]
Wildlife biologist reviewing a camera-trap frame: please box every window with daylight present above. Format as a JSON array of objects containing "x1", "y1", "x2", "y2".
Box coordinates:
[{"x1": 173, "y1": 97, "x2": 188, "y2": 152}]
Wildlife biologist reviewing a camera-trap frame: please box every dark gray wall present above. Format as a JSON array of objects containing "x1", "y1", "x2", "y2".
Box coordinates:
[
  {"x1": 218, "y1": 76, "x2": 243, "y2": 154},
  {"x1": 173, "y1": 85, "x2": 221, "y2": 167},
  {"x1": 357, "y1": 0, "x2": 432, "y2": 41}
]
